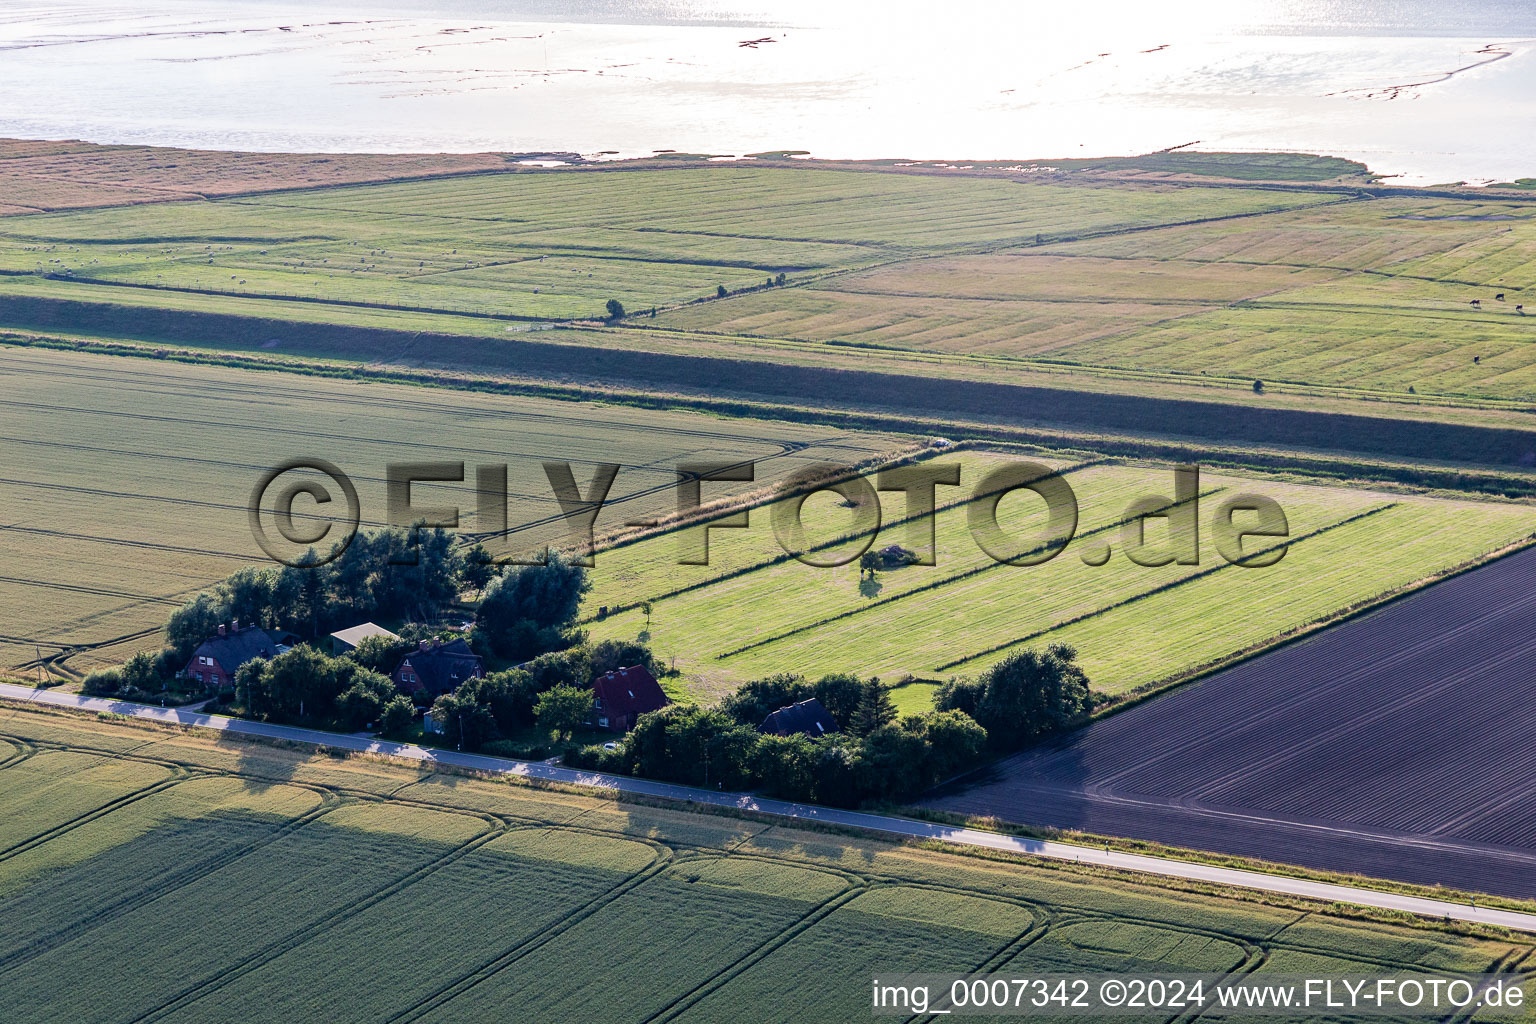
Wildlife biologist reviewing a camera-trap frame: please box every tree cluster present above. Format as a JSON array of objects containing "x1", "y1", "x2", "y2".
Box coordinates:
[
  {"x1": 567, "y1": 645, "x2": 1092, "y2": 807},
  {"x1": 474, "y1": 550, "x2": 591, "y2": 662},
  {"x1": 233, "y1": 645, "x2": 415, "y2": 735},
  {"x1": 165, "y1": 527, "x2": 471, "y2": 657},
  {"x1": 426, "y1": 638, "x2": 659, "y2": 752},
  {"x1": 932, "y1": 644, "x2": 1091, "y2": 747}
]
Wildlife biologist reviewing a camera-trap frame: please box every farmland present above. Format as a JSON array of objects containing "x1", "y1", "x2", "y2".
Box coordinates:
[
  {"x1": 3, "y1": 156, "x2": 1536, "y2": 477},
  {"x1": 0, "y1": 163, "x2": 1339, "y2": 330},
  {"x1": 0, "y1": 344, "x2": 901, "y2": 675},
  {"x1": 583, "y1": 448, "x2": 1535, "y2": 702},
  {"x1": 6, "y1": 150, "x2": 1536, "y2": 481},
  {"x1": 920, "y1": 543, "x2": 1536, "y2": 900},
  {"x1": 0, "y1": 706, "x2": 1527, "y2": 1024}
]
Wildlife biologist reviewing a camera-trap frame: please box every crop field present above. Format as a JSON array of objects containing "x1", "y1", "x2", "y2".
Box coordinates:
[
  {"x1": 8, "y1": 156, "x2": 1536, "y2": 441},
  {"x1": 650, "y1": 254, "x2": 1344, "y2": 358},
  {"x1": 921, "y1": 543, "x2": 1536, "y2": 900},
  {"x1": 0, "y1": 707, "x2": 1527, "y2": 1024},
  {"x1": 584, "y1": 448, "x2": 1534, "y2": 701},
  {"x1": 0, "y1": 345, "x2": 902, "y2": 676},
  {"x1": 0, "y1": 164, "x2": 1342, "y2": 332}
]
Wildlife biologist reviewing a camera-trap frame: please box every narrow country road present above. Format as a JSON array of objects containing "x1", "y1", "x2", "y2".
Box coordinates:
[{"x1": 3, "y1": 681, "x2": 1533, "y2": 935}]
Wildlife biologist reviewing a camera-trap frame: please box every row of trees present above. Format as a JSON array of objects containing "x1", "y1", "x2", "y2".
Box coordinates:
[{"x1": 565, "y1": 644, "x2": 1092, "y2": 807}]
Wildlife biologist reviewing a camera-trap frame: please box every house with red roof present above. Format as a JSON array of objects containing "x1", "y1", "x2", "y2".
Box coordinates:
[{"x1": 589, "y1": 665, "x2": 669, "y2": 733}]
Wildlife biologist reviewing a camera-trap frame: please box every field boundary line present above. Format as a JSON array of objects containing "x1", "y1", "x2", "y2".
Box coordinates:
[{"x1": 714, "y1": 483, "x2": 1225, "y2": 661}]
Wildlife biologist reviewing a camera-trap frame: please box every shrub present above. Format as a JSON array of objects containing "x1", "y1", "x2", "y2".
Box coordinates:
[
  {"x1": 378, "y1": 695, "x2": 415, "y2": 738},
  {"x1": 481, "y1": 738, "x2": 552, "y2": 761},
  {"x1": 81, "y1": 668, "x2": 123, "y2": 697}
]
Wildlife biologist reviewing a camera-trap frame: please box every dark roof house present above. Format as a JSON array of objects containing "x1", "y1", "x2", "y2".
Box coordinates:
[
  {"x1": 589, "y1": 665, "x2": 670, "y2": 733},
  {"x1": 391, "y1": 638, "x2": 484, "y2": 699},
  {"x1": 760, "y1": 698, "x2": 840, "y2": 738},
  {"x1": 183, "y1": 620, "x2": 291, "y2": 692}
]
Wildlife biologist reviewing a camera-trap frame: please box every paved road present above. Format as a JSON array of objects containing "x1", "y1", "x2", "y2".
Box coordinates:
[{"x1": 4, "y1": 681, "x2": 1535, "y2": 934}]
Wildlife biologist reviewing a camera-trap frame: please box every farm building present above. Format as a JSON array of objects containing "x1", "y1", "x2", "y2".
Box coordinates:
[
  {"x1": 327, "y1": 621, "x2": 400, "y2": 656},
  {"x1": 183, "y1": 621, "x2": 293, "y2": 692},
  {"x1": 589, "y1": 665, "x2": 670, "y2": 732},
  {"x1": 391, "y1": 638, "x2": 484, "y2": 699},
  {"x1": 760, "y1": 698, "x2": 840, "y2": 738}
]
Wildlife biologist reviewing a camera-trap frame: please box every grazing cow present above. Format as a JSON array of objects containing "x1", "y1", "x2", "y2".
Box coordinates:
[
  {"x1": 1471, "y1": 298, "x2": 1482, "y2": 307},
  {"x1": 1474, "y1": 355, "x2": 1481, "y2": 363},
  {"x1": 1497, "y1": 292, "x2": 1506, "y2": 301}
]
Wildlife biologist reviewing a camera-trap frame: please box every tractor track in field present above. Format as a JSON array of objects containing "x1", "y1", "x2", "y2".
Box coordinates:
[
  {"x1": 127, "y1": 814, "x2": 512, "y2": 1024},
  {"x1": 0, "y1": 784, "x2": 341, "y2": 975},
  {"x1": 379, "y1": 852, "x2": 679, "y2": 1024}
]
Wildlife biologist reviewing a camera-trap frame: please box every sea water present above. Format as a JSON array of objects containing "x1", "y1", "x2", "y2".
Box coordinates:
[{"x1": 0, "y1": 0, "x2": 1532, "y2": 183}]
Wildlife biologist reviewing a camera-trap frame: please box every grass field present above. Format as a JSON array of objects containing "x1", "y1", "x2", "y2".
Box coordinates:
[
  {"x1": 0, "y1": 345, "x2": 903, "y2": 676},
  {"x1": 7, "y1": 155, "x2": 1536, "y2": 447},
  {"x1": 583, "y1": 449, "x2": 1535, "y2": 701},
  {"x1": 0, "y1": 164, "x2": 1340, "y2": 331},
  {"x1": 0, "y1": 707, "x2": 1526, "y2": 1024}
]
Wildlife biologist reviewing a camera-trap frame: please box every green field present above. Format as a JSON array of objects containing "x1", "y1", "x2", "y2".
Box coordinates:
[
  {"x1": 0, "y1": 166, "x2": 1336, "y2": 327},
  {"x1": 7, "y1": 156, "x2": 1536, "y2": 448},
  {"x1": 0, "y1": 707, "x2": 1525, "y2": 1024},
  {"x1": 584, "y1": 449, "x2": 1535, "y2": 701},
  {"x1": 0, "y1": 344, "x2": 902, "y2": 675}
]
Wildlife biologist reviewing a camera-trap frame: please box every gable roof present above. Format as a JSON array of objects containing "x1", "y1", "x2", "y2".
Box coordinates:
[
  {"x1": 192, "y1": 625, "x2": 287, "y2": 672},
  {"x1": 591, "y1": 665, "x2": 669, "y2": 720},
  {"x1": 761, "y1": 698, "x2": 840, "y2": 737},
  {"x1": 393, "y1": 638, "x2": 482, "y2": 695},
  {"x1": 329, "y1": 622, "x2": 401, "y2": 649}
]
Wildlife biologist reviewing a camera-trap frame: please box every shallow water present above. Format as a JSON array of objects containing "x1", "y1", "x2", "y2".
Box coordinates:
[{"x1": 0, "y1": 0, "x2": 1532, "y2": 183}]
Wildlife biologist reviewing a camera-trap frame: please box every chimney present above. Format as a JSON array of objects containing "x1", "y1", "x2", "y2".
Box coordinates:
[
  {"x1": 420, "y1": 639, "x2": 431, "y2": 650},
  {"x1": 217, "y1": 624, "x2": 226, "y2": 637},
  {"x1": 230, "y1": 618, "x2": 238, "y2": 632}
]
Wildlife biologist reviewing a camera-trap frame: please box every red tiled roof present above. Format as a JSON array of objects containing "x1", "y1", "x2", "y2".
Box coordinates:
[{"x1": 591, "y1": 665, "x2": 669, "y2": 719}]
